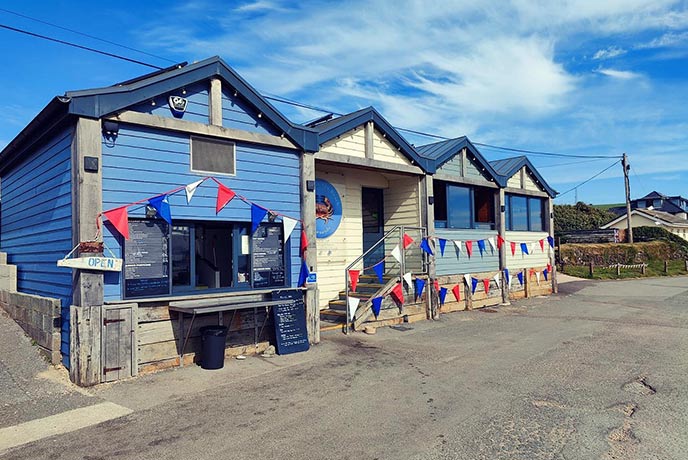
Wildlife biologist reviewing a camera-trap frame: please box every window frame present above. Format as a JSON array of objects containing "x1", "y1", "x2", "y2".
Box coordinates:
[
  {"x1": 189, "y1": 135, "x2": 237, "y2": 177},
  {"x1": 505, "y1": 193, "x2": 546, "y2": 232},
  {"x1": 433, "y1": 180, "x2": 495, "y2": 230}
]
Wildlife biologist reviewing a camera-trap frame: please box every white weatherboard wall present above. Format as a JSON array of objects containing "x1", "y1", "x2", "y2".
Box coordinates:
[
  {"x1": 372, "y1": 130, "x2": 412, "y2": 165},
  {"x1": 505, "y1": 231, "x2": 551, "y2": 270},
  {"x1": 319, "y1": 127, "x2": 366, "y2": 158}
]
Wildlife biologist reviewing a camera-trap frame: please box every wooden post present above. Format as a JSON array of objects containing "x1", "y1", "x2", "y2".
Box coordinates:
[
  {"x1": 685, "y1": 260, "x2": 688, "y2": 271},
  {"x1": 496, "y1": 188, "x2": 508, "y2": 303},
  {"x1": 589, "y1": 261, "x2": 594, "y2": 277},
  {"x1": 300, "y1": 152, "x2": 319, "y2": 344},
  {"x1": 209, "y1": 78, "x2": 223, "y2": 126},
  {"x1": 664, "y1": 260, "x2": 669, "y2": 273},
  {"x1": 622, "y1": 153, "x2": 633, "y2": 244},
  {"x1": 616, "y1": 263, "x2": 621, "y2": 276},
  {"x1": 70, "y1": 117, "x2": 104, "y2": 386},
  {"x1": 422, "y1": 175, "x2": 437, "y2": 319},
  {"x1": 641, "y1": 264, "x2": 646, "y2": 275}
]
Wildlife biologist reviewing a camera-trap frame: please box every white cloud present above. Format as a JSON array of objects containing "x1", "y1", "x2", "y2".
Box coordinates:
[
  {"x1": 596, "y1": 68, "x2": 643, "y2": 79},
  {"x1": 234, "y1": 1, "x2": 284, "y2": 13},
  {"x1": 636, "y1": 31, "x2": 688, "y2": 49},
  {"x1": 593, "y1": 46, "x2": 627, "y2": 60}
]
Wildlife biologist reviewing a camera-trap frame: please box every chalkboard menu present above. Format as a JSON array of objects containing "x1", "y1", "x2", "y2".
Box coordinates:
[
  {"x1": 124, "y1": 220, "x2": 170, "y2": 298},
  {"x1": 252, "y1": 223, "x2": 286, "y2": 288},
  {"x1": 271, "y1": 290, "x2": 309, "y2": 355}
]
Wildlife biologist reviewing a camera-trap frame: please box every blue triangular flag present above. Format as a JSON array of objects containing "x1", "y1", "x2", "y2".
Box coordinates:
[
  {"x1": 414, "y1": 278, "x2": 426, "y2": 300},
  {"x1": 420, "y1": 238, "x2": 434, "y2": 255},
  {"x1": 471, "y1": 277, "x2": 479, "y2": 294},
  {"x1": 477, "y1": 239, "x2": 486, "y2": 257},
  {"x1": 517, "y1": 271, "x2": 524, "y2": 286},
  {"x1": 547, "y1": 236, "x2": 555, "y2": 248},
  {"x1": 371, "y1": 296, "x2": 383, "y2": 318},
  {"x1": 298, "y1": 261, "x2": 310, "y2": 287},
  {"x1": 148, "y1": 194, "x2": 172, "y2": 224},
  {"x1": 439, "y1": 287, "x2": 448, "y2": 305},
  {"x1": 251, "y1": 204, "x2": 269, "y2": 234},
  {"x1": 373, "y1": 261, "x2": 385, "y2": 283},
  {"x1": 543, "y1": 268, "x2": 549, "y2": 281},
  {"x1": 504, "y1": 268, "x2": 510, "y2": 284},
  {"x1": 520, "y1": 242, "x2": 529, "y2": 255},
  {"x1": 438, "y1": 238, "x2": 447, "y2": 257}
]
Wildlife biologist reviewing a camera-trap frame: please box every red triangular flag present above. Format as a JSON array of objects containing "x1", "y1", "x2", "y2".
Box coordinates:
[
  {"x1": 465, "y1": 240, "x2": 473, "y2": 258},
  {"x1": 300, "y1": 230, "x2": 308, "y2": 256},
  {"x1": 402, "y1": 233, "x2": 414, "y2": 249},
  {"x1": 349, "y1": 270, "x2": 360, "y2": 292},
  {"x1": 216, "y1": 183, "x2": 236, "y2": 214},
  {"x1": 390, "y1": 282, "x2": 404, "y2": 305},
  {"x1": 483, "y1": 279, "x2": 490, "y2": 295},
  {"x1": 539, "y1": 239, "x2": 545, "y2": 252},
  {"x1": 547, "y1": 263, "x2": 552, "y2": 273},
  {"x1": 103, "y1": 206, "x2": 129, "y2": 240},
  {"x1": 497, "y1": 234, "x2": 505, "y2": 250},
  {"x1": 510, "y1": 241, "x2": 516, "y2": 256},
  {"x1": 529, "y1": 268, "x2": 536, "y2": 279},
  {"x1": 451, "y1": 284, "x2": 461, "y2": 302},
  {"x1": 434, "y1": 280, "x2": 440, "y2": 292}
]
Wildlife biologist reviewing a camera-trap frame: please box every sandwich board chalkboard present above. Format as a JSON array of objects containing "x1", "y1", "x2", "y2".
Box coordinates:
[
  {"x1": 252, "y1": 223, "x2": 286, "y2": 288},
  {"x1": 271, "y1": 290, "x2": 309, "y2": 355},
  {"x1": 123, "y1": 220, "x2": 170, "y2": 298}
]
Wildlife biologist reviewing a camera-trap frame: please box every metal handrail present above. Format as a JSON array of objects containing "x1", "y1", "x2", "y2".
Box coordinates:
[{"x1": 344, "y1": 225, "x2": 428, "y2": 333}]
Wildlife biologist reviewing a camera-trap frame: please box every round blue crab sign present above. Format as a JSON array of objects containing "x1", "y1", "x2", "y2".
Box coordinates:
[{"x1": 315, "y1": 179, "x2": 342, "y2": 238}]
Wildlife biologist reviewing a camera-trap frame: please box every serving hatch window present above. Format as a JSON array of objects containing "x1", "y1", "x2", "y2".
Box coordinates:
[{"x1": 190, "y1": 135, "x2": 236, "y2": 176}]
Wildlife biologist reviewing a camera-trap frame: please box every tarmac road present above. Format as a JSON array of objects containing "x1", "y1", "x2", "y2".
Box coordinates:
[{"x1": 1, "y1": 276, "x2": 687, "y2": 459}]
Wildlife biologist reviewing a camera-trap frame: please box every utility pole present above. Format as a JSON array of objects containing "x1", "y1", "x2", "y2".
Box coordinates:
[{"x1": 622, "y1": 153, "x2": 633, "y2": 244}]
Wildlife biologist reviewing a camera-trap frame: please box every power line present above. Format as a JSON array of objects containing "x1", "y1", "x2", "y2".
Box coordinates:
[
  {"x1": 0, "y1": 23, "x2": 162, "y2": 70},
  {"x1": 0, "y1": 8, "x2": 176, "y2": 64},
  {"x1": 474, "y1": 142, "x2": 622, "y2": 159},
  {"x1": 556, "y1": 160, "x2": 620, "y2": 198},
  {"x1": 537, "y1": 158, "x2": 611, "y2": 168}
]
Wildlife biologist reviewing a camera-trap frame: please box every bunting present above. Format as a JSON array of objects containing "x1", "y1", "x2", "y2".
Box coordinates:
[
  {"x1": 463, "y1": 273, "x2": 472, "y2": 286},
  {"x1": 439, "y1": 287, "x2": 448, "y2": 305},
  {"x1": 493, "y1": 273, "x2": 501, "y2": 289},
  {"x1": 535, "y1": 271, "x2": 541, "y2": 286},
  {"x1": 547, "y1": 236, "x2": 555, "y2": 248},
  {"x1": 282, "y1": 216, "x2": 298, "y2": 240},
  {"x1": 403, "y1": 272, "x2": 413, "y2": 288},
  {"x1": 349, "y1": 269, "x2": 360, "y2": 292},
  {"x1": 250, "y1": 204, "x2": 269, "y2": 234},
  {"x1": 347, "y1": 297, "x2": 360, "y2": 321},
  {"x1": 453, "y1": 240, "x2": 462, "y2": 255},
  {"x1": 465, "y1": 240, "x2": 473, "y2": 258},
  {"x1": 543, "y1": 268, "x2": 549, "y2": 281},
  {"x1": 148, "y1": 194, "x2": 172, "y2": 224},
  {"x1": 452, "y1": 284, "x2": 461, "y2": 302},
  {"x1": 510, "y1": 241, "x2": 516, "y2": 256},
  {"x1": 504, "y1": 268, "x2": 511, "y2": 289},
  {"x1": 477, "y1": 239, "x2": 486, "y2": 257},
  {"x1": 371, "y1": 297, "x2": 383, "y2": 318},
  {"x1": 438, "y1": 238, "x2": 447, "y2": 256},
  {"x1": 215, "y1": 183, "x2": 236, "y2": 213},
  {"x1": 298, "y1": 261, "x2": 310, "y2": 287},
  {"x1": 373, "y1": 262, "x2": 385, "y2": 283},
  {"x1": 471, "y1": 277, "x2": 479, "y2": 294},
  {"x1": 103, "y1": 206, "x2": 129, "y2": 240},
  {"x1": 539, "y1": 239, "x2": 545, "y2": 253},
  {"x1": 414, "y1": 278, "x2": 426, "y2": 300},
  {"x1": 403, "y1": 233, "x2": 414, "y2": 249},
  {"x1": 391, "y1": 244, "x2": 402, "y2": 263},
  {"x1": 301, "y1": 230, "x2": 309, "y2": 256},
  {"x1": 390, "y1": 282, "x2": 404, "y2": 305},
  {"x1": 517, "y1": 271, "x2": 524, "y2": 286},
  {"x1": 497, "y1": 234, "x2": 505, "y2": 250},
  {"x1": 420, "y1": 238, "x2": 434, "y2": 255},
  {"x1": 520, "y1": 242, "x2": 529, "y2": 255},
  {"x1": 483, "y1": 278, "x2": 490, "y2": 295},
  {"x1": 433, "y1": 280, "x2": 440, "y2": 293},
  {"x1": 487, "y1": 237, "x2": 496, "y2": 253},
  {"x1": 185, "y1": 179, "x2": 203, "y2": 204}
]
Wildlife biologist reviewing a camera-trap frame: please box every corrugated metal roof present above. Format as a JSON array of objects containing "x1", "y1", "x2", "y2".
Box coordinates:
[
  {"x1": 489, "y1": 156, "x2": 528, "y2": 176},
  {"x1": 415, "y1": 136, "x2": 467, "y2": 160}
]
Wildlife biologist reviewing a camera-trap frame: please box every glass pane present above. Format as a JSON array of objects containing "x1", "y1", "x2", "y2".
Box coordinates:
[
  {"x1": 528, "y1": 198, "x2": 544, "y2": 231},
  {"x1": 509, "y1": 195, "x2": 528, "y2": 231},
  {"x1": 447, "y1": 185, "x2": 471, "y2": 229},
  {"x1": 474, "y1": 187, "x2": 494, "y2": 224},
  {"x1": 171, "y1": 225, "x2": 191, "y2": 286}
]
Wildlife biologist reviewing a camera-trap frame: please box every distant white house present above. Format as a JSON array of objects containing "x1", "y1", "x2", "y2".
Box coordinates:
[{"x1": 601, "y1": 207, "x2": 688, "y2": 242}]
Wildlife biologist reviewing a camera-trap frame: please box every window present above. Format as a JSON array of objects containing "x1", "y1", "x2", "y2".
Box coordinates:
[
  {"x1": 124, "y1": 219, "x2": 286, "y2": 299},
  {"x1": 190, "y1": 135, "x2": 236, "y2": 175},
  {"x1": 434, "y1": 181, "x2": 495, "y2": 229},
  {"x1": 505, "y1": 194, "x2": 546, "y2": 231}
]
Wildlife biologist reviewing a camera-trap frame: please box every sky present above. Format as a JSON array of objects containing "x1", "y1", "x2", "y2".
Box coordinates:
[{"x1": 1, "y1": 0, "x2": 687, "y2": 205}]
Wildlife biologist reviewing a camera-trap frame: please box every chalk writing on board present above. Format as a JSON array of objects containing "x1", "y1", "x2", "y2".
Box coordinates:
[
  {"x1": 253, "y1": 224, "x2": 286, "y2": 288},
  {"x1": 124, "y1": 220, "x2": 169, "y2": 298},
  {"x1": 271, "y1": 290, "x2": 309, "y2": 355}
]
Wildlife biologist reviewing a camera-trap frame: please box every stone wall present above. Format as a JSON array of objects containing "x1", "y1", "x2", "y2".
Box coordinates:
[{"x1": 0, "y1": 252, "x2": 61, "y2": 364}]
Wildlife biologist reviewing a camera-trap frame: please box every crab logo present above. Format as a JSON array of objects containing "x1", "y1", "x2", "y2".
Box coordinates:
[
  {"x1": 168, "y1": 95, "x2": 188, "y2": 119},
  {"x1": 315, "y1": 179, "x2": 342, "y2": 238}
]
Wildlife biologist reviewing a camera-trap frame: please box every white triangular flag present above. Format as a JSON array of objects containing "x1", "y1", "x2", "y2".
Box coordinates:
[
  {"x1": 529, "y1": 242, "x2": 536, "y2": 256},
  {"x1": 391, "y1": 244, "x2": 402, "y2": 263},
  {"x1": 493, "y1": 273, "x2": 501, "y2": 289},
  {"x1": 347, "y1": 296, "x2": 360, "y2": 321},
  {"x1": 282, "y1": 216, "x2": 298, "y2": 240},
  {"x1": 185, "y1": 179, "x2": 203, "y2": 203},
  {"x1": 454, "y1": 240, "x2": 462, "y2": 253},
  {"x1": 535, "y1": 271, "x2": 541, "y2": 286},
  {"x1": 464, "y1": 273, "x2": 471, "y2": 286},
  {"x1": 403, "y1": 272, "x2": 413, "y2": 288},
  {"x1": 487, "y1": 237, "x2": 496, "y2": 252}
]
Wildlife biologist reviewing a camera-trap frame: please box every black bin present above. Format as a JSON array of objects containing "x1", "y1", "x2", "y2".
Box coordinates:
[{"x1": 199, "y1": 325, "x2": 228, "y2": 370}]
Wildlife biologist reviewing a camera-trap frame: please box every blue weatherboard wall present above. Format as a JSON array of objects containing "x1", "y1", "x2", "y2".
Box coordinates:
[
  {"x1": 221, "y1": 87, "x2": 281, "y2": 136},
  {"x1": 101, "y1": 124, "x2": 301, "y2": 301},
  {"x1": 435, "y1": 229, "x2": 499, "y2": 275},
  {"x1": 130, "y1": 82, "x2": 209, "y2": 125},
  {"x1": 0, "y1": 127, "x2": 73, "y2": 366}
]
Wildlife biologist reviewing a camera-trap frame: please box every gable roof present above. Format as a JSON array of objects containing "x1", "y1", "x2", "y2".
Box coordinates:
[
  {"x1": 601, "y1": 208, "x2": 688, "y2": 229},
  {"x1": 0, "y1": 56, "x2": 319, "y2": 171},
  {"x1": 489, "y1": 155, "x2": 558, "y2": 197},
  {"x1": 415, "y1": 136, "x2": 502, "y2": 185},
  {"x1": 639, "y1": 190, "x2": 668, "y2": 200},
  {"x1": 311, "y1": 107, "x2": 434, "y2": 173}
]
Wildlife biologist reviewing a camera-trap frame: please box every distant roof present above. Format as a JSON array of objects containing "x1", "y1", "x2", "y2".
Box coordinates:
[
  {"x1": 639, "y1": 190, "x2": 668, "y2": 200},
  {"x1": 1, "y1": 56, "x2": 319, "y2": 171},
  {"x1": 311, "y1": 107, "x2": 434, "y2": 173},
  {"x1": 489, "y1": 155, "x2": 558, "y2": 198},
  {"x1": 602, "y1": 208, "x2": 688, "y2": 229},
  {"x1": 415, "y1": 136, "x2": 501, "y2": 184}
]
